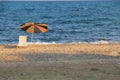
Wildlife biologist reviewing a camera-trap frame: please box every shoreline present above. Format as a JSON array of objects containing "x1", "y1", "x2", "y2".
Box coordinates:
[
  {"x1": 1, "y1": 41, "x2": 120, "y2": 44},
  {"x1": 0, "y1": 40, "x2": 120, "y2": 45}
]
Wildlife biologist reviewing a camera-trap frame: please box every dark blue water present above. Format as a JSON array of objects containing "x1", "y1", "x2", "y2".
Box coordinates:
[{"x1": 0, "y1": 1, "x2": 120, "y2": 44}]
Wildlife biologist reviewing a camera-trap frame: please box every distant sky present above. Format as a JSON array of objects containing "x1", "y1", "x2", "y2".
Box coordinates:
[
  {"x1": 1, "y1": 0, "x2": 119, "y2": 2},
  {"x1": 0, "y1": 0, "x2": 117, "y2": 1}
]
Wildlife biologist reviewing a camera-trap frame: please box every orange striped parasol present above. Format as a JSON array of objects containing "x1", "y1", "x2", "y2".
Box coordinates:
[{"x1": 20, "y1": 22, "x2": 48, "y2": 42}]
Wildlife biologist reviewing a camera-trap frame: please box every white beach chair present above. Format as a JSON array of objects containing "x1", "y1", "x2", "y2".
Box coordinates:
[{"x1": 17, "y1": 36, "x2": 27, "y2": 48}]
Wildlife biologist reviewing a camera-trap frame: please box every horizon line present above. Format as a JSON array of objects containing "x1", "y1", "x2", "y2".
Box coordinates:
[
  {"x1": 0, "y1": 0, "x2": 117, "y2": 1},
  {"x1": 1, "y1": 0, "x2": 88, "y2": 1}
]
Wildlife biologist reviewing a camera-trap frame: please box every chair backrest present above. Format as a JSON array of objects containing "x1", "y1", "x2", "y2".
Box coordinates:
[{"x1": 17, "y1": 36, "x2": 27, "y2": 47}]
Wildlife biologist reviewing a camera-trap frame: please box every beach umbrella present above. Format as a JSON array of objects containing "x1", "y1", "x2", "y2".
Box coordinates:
[{"x1": 20, "y1": 22, "x2": 48, "y2": 43}]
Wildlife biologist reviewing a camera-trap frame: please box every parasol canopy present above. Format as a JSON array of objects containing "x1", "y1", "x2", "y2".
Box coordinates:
[{"x1": 20, "y1": 22, "x2": 48, "y2": 42}]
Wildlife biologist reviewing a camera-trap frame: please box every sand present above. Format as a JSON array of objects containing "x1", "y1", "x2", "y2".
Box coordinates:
[
  {"x1": 0, "y1": 43, "x2": 120, "y2": 62},
  {"x1": 0, "y1": 43, "x2": 120, "y2": 80}
]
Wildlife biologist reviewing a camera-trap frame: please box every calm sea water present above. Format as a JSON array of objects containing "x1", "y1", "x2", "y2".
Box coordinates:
[{"x1": 0, "y1": 1, "x2": 120, "y2": 44}]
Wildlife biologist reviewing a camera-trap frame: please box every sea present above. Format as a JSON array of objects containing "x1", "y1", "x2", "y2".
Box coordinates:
[{"x1": 0, "y1": 1, "x2": 120, "y2": 44}]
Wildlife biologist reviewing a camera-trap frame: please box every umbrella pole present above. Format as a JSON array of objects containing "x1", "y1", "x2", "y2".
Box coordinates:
[{"x1": 31, "y1": 32, "x2": 34, "y2": 43}]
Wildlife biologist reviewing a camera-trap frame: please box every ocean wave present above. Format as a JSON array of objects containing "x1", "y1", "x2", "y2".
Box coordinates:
[
  {"x1": 70, "y1": 40, "x2": 113, "y2": 44},
  {"x1": 89, "y1": 40, "x2": 110, "y2": 44},
  {"x1": 27, "y1": 40, "x2": 119, "y2": 45},
  {"x1": 27, "y1": 41, "x2": 68, "y2": 45},
  {"x1": 42, "y1": 16, "x2": 54, "y2": 19}
]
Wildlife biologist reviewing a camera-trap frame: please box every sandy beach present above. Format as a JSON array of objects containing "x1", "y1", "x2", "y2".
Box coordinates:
[
  {"x1": 0, "y1": 43, "x2": 120, "y2": 80},
  {"x1": 0, "y1": 43, "x2": 120, "y2": 62}
]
